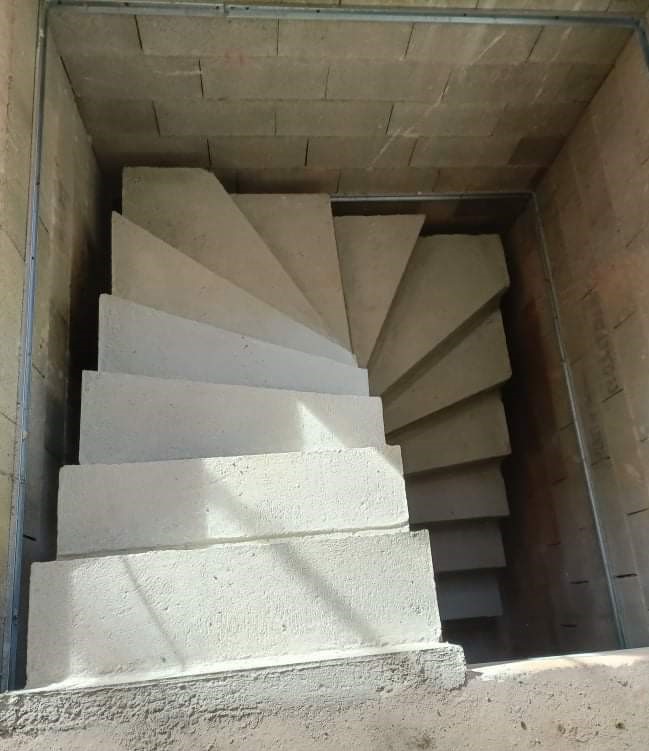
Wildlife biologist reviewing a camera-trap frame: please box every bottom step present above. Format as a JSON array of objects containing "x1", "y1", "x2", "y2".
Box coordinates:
[{"x1": 27, "y1": 530, "x2": 441, "y2": 688}]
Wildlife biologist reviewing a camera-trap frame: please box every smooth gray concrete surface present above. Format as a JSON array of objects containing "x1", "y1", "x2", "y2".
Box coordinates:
[
  {"x1": 429, "y1": 520, "x2": 506, "y2": 573},
  {"x1": 98, "y1": 295, "x2": 368, "y2": 395},
  {"x1": 437, "y1": 570, "x2": 504, "y2": 620},
  {"x1": 111, "y1": 213, "x2": 355, "y2": 365},
  {"x1": 122, "y1": 168, "x2": 327, "y2": 334},
  {"x1": 369, "y1": 235, "x2": 509, "y2": 395},
  {"x1": 335, "y1": 214, "x2": 424, "y2": 367},
  {"x1": 79, "y1": 371, "x2": 385, "y2": 464}
]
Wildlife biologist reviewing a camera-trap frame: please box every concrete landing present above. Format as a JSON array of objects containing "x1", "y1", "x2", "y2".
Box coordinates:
[
  {"x1": 335, "y1": 214, "x2": 424, "y2": 367},
  {"x1": 391, "y1": 390, "x2": 511, "y2": 475},
  {"x1": 369, "y1": 235, "x2": 509, "y2": 395},
  {"x1": 383, "y1": 310, "x2": 511, "y2": 433},
  {"x1": 235, "y1": 194, "x2": 351, "y2": 349},
  {"x1": 58, "y1": 446, "x2": 408, "y2": 556},
  {"x1": 79, "y1": 371, "x2": 385, "y2": 464},
  {"x1": 111, "y1": 213, "x2": 355, "y2": 365},
  {"x1": 27, "y1": 530, "x2": 442, "y2": 688},
  {"x1": 122, "y1": 168, "x2": 327, "y2": 335},
  {"x1": 98, "y1": 295, "x2": 368, "y2": 396}
]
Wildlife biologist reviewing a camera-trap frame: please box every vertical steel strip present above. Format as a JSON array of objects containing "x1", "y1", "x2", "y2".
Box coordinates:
[
  {"x1": 531, "y1": 194, "x2": 626, "y2": 649},
  {"x1": 1, "y1": 0, "x2": 49, "y2": 691}
]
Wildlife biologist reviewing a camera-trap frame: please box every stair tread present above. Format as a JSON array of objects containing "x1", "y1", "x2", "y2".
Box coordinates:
[
  {"x1": 27, "y1": 530, "x2": 440, "y2": 688},
  {"x1": 390, "y1": 390, "x2": 511, "y2": 475},
  {"x1": 58, "y1": 446, "x2": 408, "y2": 556},
  {"x1": 383, "y1": 309, "x2": 511, "y2": 433},
  {"x1": 111, "y1": 213, "x2": 355, "y2": 365},
  {"x1": 79, "y1": 371, "x2": 385, "y2": 464},
  {"x1": 123, "y1": 167, "x2": 328, "y2": 335},
  {"x1": 335, "y1": 214, "x2": 424, "y2": 368},
  {"x1": 99, "y1": 294, "x2": 368, "y2": 396},
  {"x1": 369, "y1": 235, "x2": 509, "y2": 395},
  {"x1": 235, "y1": 194, "x2": 351, "y2": 349}
]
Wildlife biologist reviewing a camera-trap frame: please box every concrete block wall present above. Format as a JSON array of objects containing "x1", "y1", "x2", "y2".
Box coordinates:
[
  {"x1": 502, "y1": 31, "x2": 649, "y2": 653},
  {"x1": 0, "y1": 1, "x2": 106, "y2": 685}
]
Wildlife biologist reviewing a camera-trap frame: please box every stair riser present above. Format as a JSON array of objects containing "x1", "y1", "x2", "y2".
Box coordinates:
[
  {"x1": 58, "y1": 447, "x2": 408, "y2": 556},
  {"x1": 429, "y1": 520, "x2": 506, "y2": 574},
  {"x1": 99, "y1": 295, "x2": 369, "y2": 396},
  {"x1": 27, "y1": 531, "x2": 441, "y2": 688},
  {"x1": 437, "y1": 571, "x2": 503, "y2": 621},
  {"x1": 79, "y1": 372, "x2": 385, "y2": 464},
  {"x1": 112, "y1": 213, "x2": 355, "y2": 365}
]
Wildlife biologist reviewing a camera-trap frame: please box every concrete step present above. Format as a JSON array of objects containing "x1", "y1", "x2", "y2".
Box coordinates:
[
  {"x1": 369, "y1": 235, "x2": 509, "y2": 395},
  {"x1": 390, "y1": 391, "x2": 510, "y2": 475},
  {"x1": 111, "y1": 213, "x2": 355, "y2": 366},
  {"x1": 436, "y1": 570, "x2": 503, "y2": 621},
  {"x1": 429, "y1": 520, "x2": 506, "y2": 574},
  {"x1": 79, "y1": 371, "x2": 385, "y2": 464},
  {"x1": 406, "y1": 462, "x2": 509, "y2": 524},
  {"x1": 383, "y1": 310, "x2": 511, "y2": 433},
  {"x1": 27, "y1": 530, "x2": 441, "y2": 688},
  {"x1": 122, "y1": 167, "x2": 327, "y2": 335},
  {"x1": 235, "y1": 194, "x2": 351, "y2": 349},
  {"x1": 335, "y1": 215, "x2": 425, "y2": 367},
  {"x1": 98, "y1": 295, "x2": 368, "y2": 396},
  {"x1": 58, "y1": 446, "x2": 408, "y2": 556}
]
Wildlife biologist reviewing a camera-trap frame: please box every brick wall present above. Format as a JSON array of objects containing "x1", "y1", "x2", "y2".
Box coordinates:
[
  {"x1": 0, "y1": 1, "x2": 106, "y2": 685},
  {"x1": 503, "y1": 34, "x2": 649, "y2": 653}
]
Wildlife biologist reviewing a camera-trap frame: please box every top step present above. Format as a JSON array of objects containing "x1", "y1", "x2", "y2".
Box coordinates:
[
  {"x1": 122, "y1": 168, "x2": 329, "y2": 336},
  {"x1": 234, "y1": 194, "x2": 351, "y2": 349},
  {"x1": 111, "y1": 213, "x2": 355, "y2": 366}
]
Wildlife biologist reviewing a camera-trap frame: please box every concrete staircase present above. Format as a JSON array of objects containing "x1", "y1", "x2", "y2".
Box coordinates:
[{"x1": 25, "y1": 167, "x2": 512, "y2": 689}]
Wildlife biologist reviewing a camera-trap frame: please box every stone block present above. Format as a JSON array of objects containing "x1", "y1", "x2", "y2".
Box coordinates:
[
  {"x1": 335, "y1": 214, "x2": 424, "y2": 368},
  {"x1": 49, "y1": 9, "x2": 141, "y2": 55},
  {"x1": 406, "y1": 462, "x2": 509, "y2": 525},
  {"x1": 613, "y1": 312, "x2": 649, "y2": 441},
  {"x1": 111, "y1": 213, "x2": 353, "y2": 365},
  {"x1": 65, "y1": 55, "x2": 202, "y2": 100},
  {"x1": 278, "y1": 20, "x2": 411, "y2": 60},
  {"x1": 0, "y1": 412, "x2": 16, "y2": 477},
  {"x1": 337, "y1": 168, "x2": 436, "y2": 194},
  {"x1": 406, "y1": 23, "x2": 540, "y2": 64},
  {"x1": 276, "y1": 101, "x2": 391, "y2": 137},
  {"x1": 393, "y1": 391, "x2": 511, "y2": 475},
  {"x1": 156, "y1": 99, "x2": 274, "y2": 136},
  {"x1": 59, "y1": 445, "x2": 406, "y2": 555},
  {"x1": 28, "y1": 530, "x2": 441, "y2": 688},
  {"x1": 138, "y1": 16, "x2": 277, "y2": 56},
  {"x1": 77, "y1": 99, "x2": 157, "y2": 137},
  {"x1": 509, "y1": 137, "x2": 563, "y2": 166},
  {"x1": 0, "y1": 230, "x2": 23, "y2": 422},
  {"x1": 79, "y1": 371, "x2": 385, "y2": 464},
  {"x1": 99, "y1": 295, "x2": 364, "y2": 395},
  {"x1": 123, "y1": 168, "x2": 325, "y2": 335},
  {"x1": 210, "y1": 137, "x2": 307, "y2": 170},
  {"x1": 429, "y1": 520, "x2": 506, "y2": 573},
  {"x1": 234, "y1": 194, "x2": 350, "y2": 347},
  {"x1": 236, "y1": 168, "x2": 341, "y2": 194},
  {"x1": 389, "y1": 103, "x2": 500, "y2": 138},
  {"x1": 529, "y1": 27, "x2": 631, "y2": 65},
  {"x1": 436, "y1": 570, "x2": 503, "y2": 620},
  {"x1": 614, "y1": 574, "x2": 649, "y2": 648},
  {"x1": 307, "y1": 137, "x2": 414, "y2": 169},
  {"x1": 628, "y1": 509, "x2": 649, "y2": 605},
  {"x1": 326, "y1": 60, "x2": 450, "y2": 102},
  {"x1": 434, "y1": 166, "x2": 540, "y2": 191},
  {"x1": 93, "y1": 135, "x2": 210, "y2": 171},
  {"x1": 493, "y1": 102, "x2": 585, "y2": 138},
  {"x1": 201, "y1": 57, "x2": 327, "y2": 100},
  {"x1": 383, "y1": 310, "x2": 511, "y2": 432},
  {"x1": 369, "y1": 235, "x2": 509, "y2": 395},
  {"x1": 411, "y1": 136, "x2": 518, "y2": 168}
]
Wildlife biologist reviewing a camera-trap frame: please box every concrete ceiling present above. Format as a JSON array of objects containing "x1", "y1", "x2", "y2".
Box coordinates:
[{"x1": 49, "y1": 6, "x2": 641, "y2": 194}]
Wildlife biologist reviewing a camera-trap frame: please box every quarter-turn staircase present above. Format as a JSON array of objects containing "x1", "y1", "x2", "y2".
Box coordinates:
[{"x1": 25, "y1": 168, "x2": 511, "y2": 688}]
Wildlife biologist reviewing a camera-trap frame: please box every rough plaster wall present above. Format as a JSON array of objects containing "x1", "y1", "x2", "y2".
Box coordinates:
[
  {"x1": 0, "y1": 1, "x2": 106, "y2": 686},
  {"x1": 502, "y1": 34, "x2": 649, "y2": 653}
]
